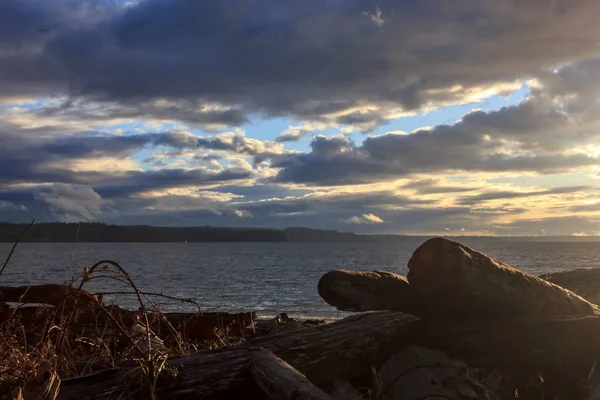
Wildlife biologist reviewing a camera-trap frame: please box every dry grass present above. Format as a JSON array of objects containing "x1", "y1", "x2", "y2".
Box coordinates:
[{"x1": 0, "y1": 257, "x2": 245, "y2": 400}]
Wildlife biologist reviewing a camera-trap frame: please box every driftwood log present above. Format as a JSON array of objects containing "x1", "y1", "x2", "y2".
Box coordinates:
[
  {"x1": 251, "y1": 347, "x2": 333, "y2": 400},
  {"x1": 318, "y1": 240, "x2": 600, "y2": 317},
  {"x1": 58, "y1": 312, "x2": 418, "y2": 399},
  {"x1": 541, "y1": 268, "x2": 600, "y2": 305},
  {"x1": 407, "y1": 237, "x2": 599, "y2": 317},
  {"x1": 318, "y1": 270, "x2": 417, "y2": 313},
  {"x1": 379, "y1": 346, "x2": 495, "y2": 400}
]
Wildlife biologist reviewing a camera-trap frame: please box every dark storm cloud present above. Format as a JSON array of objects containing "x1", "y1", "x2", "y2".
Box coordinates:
[
  {"x1": 457, "y1": 186, "x2": 590, "y2": 205},
  {"x1": 0, "y1": 123, "x2": 282, "y2": 182},
  {"x1": 0, "y1": 0, "x2": 114, "y2": 47},
  {"x1": 34, "y1": 98, "x2": 249, "y2": 128},
  {"x1": 271, "y1": 122, "x2": 598, "y2": 185},
  {"x1": 153, "y1": 131, "x2": 282, "y2": 159},
  {"x1": 7, "y1": 127, "x2": 275, "y2": 164},
  {"x1": 568, "y1": 203, "x2": 600, "y2": 213},
  {"x1": 2, "y1": 0, "x2": 600, "y2": 126},
  {"x1": 0, "y1": 124, "x2": 257, "y2": 196},
  {"x1": 270, "y1": 62, "x2": 600, "y2": 185},
  {"x1": 92, "y1": 194, "x2": 456, "y2": 232},
  {"x1": 234, "y1": 190, "x2": 435, "y2": 218},
  {"x1": 92, "y1": 168, "x2": 253, "y2": 198},
  {"x1": 400, "y1": 179, "x2": 481, "y2": 195},
  {"x1": 211, "y1": 184, "x2": 312, "y2": 202}
]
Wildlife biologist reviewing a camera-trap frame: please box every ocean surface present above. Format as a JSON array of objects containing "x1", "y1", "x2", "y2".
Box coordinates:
[{"x1": 2, "y1": 238, "x2": 600, "y2": 318}]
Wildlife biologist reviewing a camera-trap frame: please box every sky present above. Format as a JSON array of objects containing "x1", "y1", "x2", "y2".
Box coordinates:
[{"x1": 0, "y1": 0, "x2": 599, "y2": 236}]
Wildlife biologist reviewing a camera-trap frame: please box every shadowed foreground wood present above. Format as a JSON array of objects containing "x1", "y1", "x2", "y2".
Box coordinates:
[
  {"x1": 407, "y1": 237, "x2": 599, "y2": 317},
  {"x1": 58, "y1": 312, "x2": 418, "y2": 400},
  {"x1": 379, "y1": 346, "x2": 494, "y2": 400},
  {"x1": 318, "y1": 270, "x2": 417, "y2": 313},
  {"x1": 251, "y1": 348, "x2": 333, "y2": 400},
  {"x1": 0, "y1": 284, "x2": 101, "y2": 307},
  {"x1": 413, "y1": 315, "x2": 600, "y2": 369}
]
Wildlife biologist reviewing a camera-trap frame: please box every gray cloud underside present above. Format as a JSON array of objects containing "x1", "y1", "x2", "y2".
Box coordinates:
[
  {"x1": 0, "y1": 125, "x2": 284, "y2": 194},
  {"x1": 457, "y1": 186, "x2": 590, "y2": 205},
  {"x1": 2, "y1": 0, "x2": 600, "y2": 126},
  {"x1": 1, "y1": 0, "x2": 599, "y2": 234},
  {"x1": 271, "y1": 61, "x2": 600, "y2": 184}
]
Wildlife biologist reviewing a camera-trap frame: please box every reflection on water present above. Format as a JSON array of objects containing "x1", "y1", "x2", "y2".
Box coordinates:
[{"x1": 1, "y1": 239, "x2": 599, "y2": 318}]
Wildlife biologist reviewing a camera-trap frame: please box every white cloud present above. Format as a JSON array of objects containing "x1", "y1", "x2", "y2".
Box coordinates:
[
  {"x1": 234, "y1": 209, "x2": 252, "y2": 218},
  {"x1": 343, "y1": 213, "x2": 384, "y2": 224},
  {"x1": 363, "y1": 7, "x2": 384, "y2": 29},
  {"x1": 0, "y1": 200, "x2": 27, "y2": 211},
  {"x1": 34, "y1": 183, "x2": 111, "y2": 222}
]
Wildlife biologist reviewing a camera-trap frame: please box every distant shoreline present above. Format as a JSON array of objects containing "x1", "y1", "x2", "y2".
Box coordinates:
[{"x1": 1, "y1": 222, "x2": 599, "y2": 243}]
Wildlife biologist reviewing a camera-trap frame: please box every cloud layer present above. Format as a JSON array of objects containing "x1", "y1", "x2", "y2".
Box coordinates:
[{"x1": 0, "y1": 0, "x2": 599, "y2": 235}]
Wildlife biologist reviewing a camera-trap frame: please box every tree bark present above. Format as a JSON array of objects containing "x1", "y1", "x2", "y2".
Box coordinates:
[
  {"x1": 250, "y1": 347, "x2": 333, "y2": 400},
  {"x1": 407, "y1": 237, "x2": 599, "y2": 317},
  {"x1": 379, "y1": 346, "x2": 495, "y2": 400},
  {"x1": 318, "y1": 270, "x2": 417, "y2": 313},
  {"x1": 58, "y1": 311, "x2": 418, "y2": 400}
]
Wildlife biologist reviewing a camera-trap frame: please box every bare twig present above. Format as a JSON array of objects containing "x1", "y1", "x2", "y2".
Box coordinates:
[
  {"x1": 0, "y1": 219, "x2": 35, "y2": 278},
  {"x1": 97, "y1": 291, "x2": 201, "y2": 312}
]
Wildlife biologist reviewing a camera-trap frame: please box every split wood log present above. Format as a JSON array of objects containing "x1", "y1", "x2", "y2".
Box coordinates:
[
  {"x1": 58, "y1": 311, "x2": 418, "y2": 400},
  {"x1": 540, "y1": 268, "x2": 600, "y2": 305},
  {"x1": 250, "y1": 347, "x2": 333, "y2": 400},
  {"x1": 318, "y1": 270, "x2": 418, "y2": 313},
  {"x1": 379, "y1": 346, "x2": 495, "y2": 400},
  {"x1": 407, "y1": 237, "x2": 599, "y2": 317}
]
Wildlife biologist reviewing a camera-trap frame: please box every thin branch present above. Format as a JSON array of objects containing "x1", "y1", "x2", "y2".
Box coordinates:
[
  {"x1": 0, "y1": 219, "x2": 35, "y2": 278},
  {"x1": 97, "y1": 291, "x2": 201, "y2": 312}
]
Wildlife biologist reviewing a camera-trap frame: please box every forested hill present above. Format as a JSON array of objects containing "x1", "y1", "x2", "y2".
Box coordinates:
[{"x1": 0, "y1": 222, "x2": 369, "y2": 243}]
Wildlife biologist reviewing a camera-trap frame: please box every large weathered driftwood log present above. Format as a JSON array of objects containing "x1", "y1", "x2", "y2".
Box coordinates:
[
  {"x1": 318, "y1": 240, "x2": 600, "y2": 317},
  {"x1": 407, "y1": 237, "x2": 599, "y2": 317},
  {"x1": 251, "y1": 347, "x2": 333, "y2": 400},
  {"x1": 318, "y1": 270, "x2": 417, "y2": 313},
  {"x1": 379, "y1": 346, "x2": 495, "y2": 400},
  {"x1": 540, "y1": 268, "x2": 600, "y2": 305},
  {"x1": 58, "y1": 312, "x2": 418, "y2": 400}
]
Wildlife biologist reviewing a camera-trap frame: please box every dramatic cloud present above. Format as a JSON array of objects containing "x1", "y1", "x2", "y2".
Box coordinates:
[
  {"x1": 1, "y1": 0, "x2": 599, "y2": 235},
  {"x1": 272, "y1": 63, "x2": 600, "y2": 185},
  {"x1": 2, "y1": 0, "x2": 600, "y2": 127}
]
